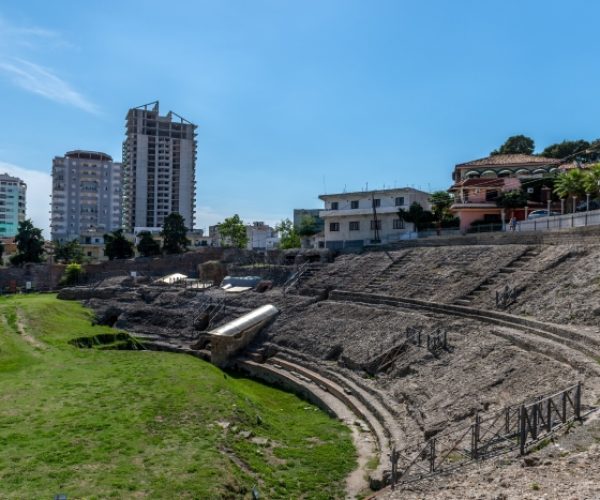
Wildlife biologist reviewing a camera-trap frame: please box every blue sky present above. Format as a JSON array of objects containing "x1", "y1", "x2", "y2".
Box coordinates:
[{"x1": 1, "y1": 0, "x2": 599, "y2": 237}]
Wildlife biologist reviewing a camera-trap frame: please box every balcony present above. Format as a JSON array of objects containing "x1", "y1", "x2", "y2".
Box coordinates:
[{"x1": 319, "y1": 206, "x2": 402, "y2": 218}]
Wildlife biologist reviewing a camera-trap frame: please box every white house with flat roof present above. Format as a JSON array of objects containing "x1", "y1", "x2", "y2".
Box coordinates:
[{"x1": 318, "y1": 187, "x2": 431, "y2": 250}]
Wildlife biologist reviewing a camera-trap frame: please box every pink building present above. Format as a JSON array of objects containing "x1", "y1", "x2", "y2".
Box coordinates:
[{"x1": 448, "y1": 154, "x2": 561, "y2": 232}]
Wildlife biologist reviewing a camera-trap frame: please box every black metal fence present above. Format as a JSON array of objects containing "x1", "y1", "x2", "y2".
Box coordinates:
[{"x1": 390, "y1": 383, "x2": 585, "y2": 488}]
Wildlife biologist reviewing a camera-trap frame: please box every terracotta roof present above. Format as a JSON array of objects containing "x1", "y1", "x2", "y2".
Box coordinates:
[{"x1": 456, "y1": 154, "x2": 561, "y2": 168}]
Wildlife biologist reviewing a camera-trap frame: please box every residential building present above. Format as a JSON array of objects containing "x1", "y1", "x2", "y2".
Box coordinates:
[
  {"x1": 209, "y1": 222, "x2": 278, "y2": 250},
  {"x1": 50, "y1": 151, "x2": 121, "y2": 242},
  {"x1": 0, "y1": 174, "x2": 26, "y2": 238},
  {"x1": 449, "y1": 154, "x2": 562, "y2": 231},
  {"x1": 122, "y1": 101, "x2": 197, "y2": 231},
  {"x1": 246, "y1": 221, "x2": 278, "y2": 250},
  {"x1": 319, "y1": 187, "x2": 431, "y2": 250}
]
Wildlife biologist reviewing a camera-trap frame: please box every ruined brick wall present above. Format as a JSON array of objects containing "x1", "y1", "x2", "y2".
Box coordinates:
[
  {"x1": 82, "y1": 247, "x2": 226, "y2": 281},
  {"x1": 0, "y1": 263, "x2": 65, "y2": 291},
  {"x1": 0, "y1": 248, "x2": 227, "y2": 291}
]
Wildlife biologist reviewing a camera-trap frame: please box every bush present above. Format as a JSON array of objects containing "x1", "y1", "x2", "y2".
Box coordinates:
[{"x1": 60, "y1": 263, "x2": 84, "y2": 286}]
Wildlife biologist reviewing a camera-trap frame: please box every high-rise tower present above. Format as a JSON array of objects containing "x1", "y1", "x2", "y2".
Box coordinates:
[
  {"x1": 122, "y1": 101, "x2": 197, "y2": 230},
  {"x1": 50, "y1": 151, "x2": 122, "y2": 242},
  {"x1": 0, "y1": 173, "x2": 26, "y2": 238}
]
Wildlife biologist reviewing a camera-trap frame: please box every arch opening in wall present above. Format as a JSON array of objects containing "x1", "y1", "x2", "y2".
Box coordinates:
[{"x1": 481, "y1": 170, "x2": 498, "y2": 178}]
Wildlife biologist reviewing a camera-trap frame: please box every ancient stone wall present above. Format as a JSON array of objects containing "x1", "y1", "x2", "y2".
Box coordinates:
[{"x1": 0, "y1": 248, "x2": 227, "y2": 291}]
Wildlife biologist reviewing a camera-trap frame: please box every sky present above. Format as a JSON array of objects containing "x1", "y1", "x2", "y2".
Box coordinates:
[{"x1": 1, "y1": 0, "x2": 600, "y2": 238}]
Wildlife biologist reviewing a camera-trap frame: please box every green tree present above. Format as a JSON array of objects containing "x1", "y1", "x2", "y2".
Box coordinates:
[
  {"x1": 583, "y1": 163, "x2": 600, "y2": 196},
  {"x1": 540, "y1": 139, "x2": 590, "y2": 159},
  {"x1": 54, "y1": 239, "x2": 84, "y2": 264},
  {"x1": 104, "y1": 229, "x2": 134, "y2": 260},
  {"x1": 491, "y1": 135, "x2": 535, "y2": 156},
  {"x1": 161, "y1": 213, "x2": 189, "y2": 254},
  {"x1": 428, "y1": 191, "x2": 453, "y2": 223},
  {"x1": 397, "y1": 202, "x2": 434, "y2": 232},
  {"x1": 60, "y1": 262, "x2": 84, "y2": 286},
  {"x1": 554, "y1": 169, "x2": 587, "y2": 212},
  {"x1": 218, "y1": 214, "x2": 248, "y2": 249},
  {"x1": 496, "y1": 190, "x2": 528, "y2": 209},
  {"x1": 297, "y1": 215, "x2": 319, "y2": 237},
  {"x1": 10, "y1": 219, "x2": 45, "y2": 266},
  {"x1": 136, "y1": 231, "x2": 161, "y2": 257},
  {"x1": 276, "y1": 218, "x2": 301, "y2": 249}
]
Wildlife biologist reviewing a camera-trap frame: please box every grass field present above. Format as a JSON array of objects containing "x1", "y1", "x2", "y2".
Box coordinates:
[{"x1": 0, "y1": 294, "x2": 355, "y2": 499}]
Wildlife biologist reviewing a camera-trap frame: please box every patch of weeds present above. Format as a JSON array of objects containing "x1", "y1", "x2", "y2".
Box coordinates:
[
  {"x1": 530, "y1": 438, "x2": 552, "y2": 453},
  {"x1": 531, "y1": 482, "x2": 540, "y2": 491},
  {"x1": 366, "y1": 456, "x2": 379, "y2": 470}
]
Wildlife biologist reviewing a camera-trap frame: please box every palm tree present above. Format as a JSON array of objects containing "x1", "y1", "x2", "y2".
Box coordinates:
[
  {"x1": 583, "y1": 163, "x2": 600, "y2": 197},
  {"x1": 553, "y1": 169, "x2": 587, "y2": 212}
]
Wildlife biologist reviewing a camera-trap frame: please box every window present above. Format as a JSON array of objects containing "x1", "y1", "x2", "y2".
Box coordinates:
[
  {"x1": 329, "y1": 222, "x2": 340, "y2": 232},
  {"x1": 350, "y1": 200, "x2": 359, "y2": 209},
  {"x1": 393, "y1": 219, "x2": 405, "y2": 229},
  {"x1": 370, "y1": 220, "x2": 382, "y2": 230},
  {"x1": 331, "y1": 202, "x2": 339, "y2": 210},
  {"x1": 349, "y1": 221, "x2": 360, "y2": 231},
  {"x1": 395, "y1": 196, "x2": 405, "y2": 206},
  {"x1": 372, "y1": 198, "x2": 381, "y2": 207}
]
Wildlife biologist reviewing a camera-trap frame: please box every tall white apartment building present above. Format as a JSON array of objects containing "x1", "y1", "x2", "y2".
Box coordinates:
[
  {"x1": 122, "y1": 101, "x2": 197, "y2": 231},
  {"x1": 0, "y1": 173, "x2": 26, "y2": 238},
  {"x1": 319, "y1": 187, "x2": 431, "y2": 250},
  {"x1": 50, "y1": 151, "x2": 122, "y2": 242}
]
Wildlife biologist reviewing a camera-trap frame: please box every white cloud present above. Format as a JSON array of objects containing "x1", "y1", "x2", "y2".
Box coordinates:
[
  {"x1": 195, "y1": 205, "x2": 232, "y2": 231},
  {"x1": 0, "y1": 57, "x2": 98, "y2": 114},
  {"x1": 0, "y1": 161, "x2": 51, "y2": 239}
]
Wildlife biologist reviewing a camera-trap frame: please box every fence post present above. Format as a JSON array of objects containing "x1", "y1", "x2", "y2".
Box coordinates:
[
  {"x1": 390, "y1": 447, "x2": 399, "y2": 489},
  {"x1": 519, "y1": 405, "x2": 527, "y2": 455},
  {"x1": 532, "y1": 402, "x2": 538, "y2": 440},
  {"x1": 471, "y1": 413, "x2": 480, "y2": 460},
  {"x1": 505, "y1": 407, "x2": 510, "y2": 435},
  {"x1": 575, "y1": 382, "x2": 582, "y2": 420},
  {"x1": 429, "y1": 438, "x2": 436, "y2": 473},
  {"x1": 547, "y1": 398, "x2": 552, "y2": 432}
]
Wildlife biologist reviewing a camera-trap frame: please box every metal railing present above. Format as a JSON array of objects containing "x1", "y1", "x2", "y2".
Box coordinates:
[
  {"x1": 517, "y1": 208, "x2": 600, "y2": 232},
  {"x1": 390, "y1": 383, "x2": 586, "y2": 488}
]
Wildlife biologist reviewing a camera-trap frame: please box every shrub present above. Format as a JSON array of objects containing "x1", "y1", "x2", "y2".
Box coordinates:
[{"x1": 60, "y1": 263, "x2": 84, "y2": 286}]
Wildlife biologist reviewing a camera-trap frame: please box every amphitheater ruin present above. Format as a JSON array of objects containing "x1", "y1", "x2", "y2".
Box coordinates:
[{"x1": 59, "y1": 227, "x2": 600, "y2": 498}]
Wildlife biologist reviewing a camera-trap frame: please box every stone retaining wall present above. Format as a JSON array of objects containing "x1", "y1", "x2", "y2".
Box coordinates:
[{"x1": 372, "y1": 225, "x2": 600, "y2": 250}]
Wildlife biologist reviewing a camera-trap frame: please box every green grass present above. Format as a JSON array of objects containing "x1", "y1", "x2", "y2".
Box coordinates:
[{"x1": 0, "y1": 294, "x2": 355, "y2": 499}]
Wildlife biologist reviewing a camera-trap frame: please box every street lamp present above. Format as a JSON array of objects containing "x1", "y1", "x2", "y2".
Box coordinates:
[{"x1": 586, "y1": 192, "x2": 591, "y2": 212}]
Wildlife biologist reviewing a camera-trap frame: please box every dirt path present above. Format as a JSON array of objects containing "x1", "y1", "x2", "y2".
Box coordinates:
[{"x1": 15, "y1": 308, "x2": 46, "y2": 349}]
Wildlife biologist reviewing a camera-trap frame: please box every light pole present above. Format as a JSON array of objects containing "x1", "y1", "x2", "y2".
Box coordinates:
[
  {"x1": 586, "y1": 192, "x2": 591, "y2": 212},
  {"x1": 572, "y1": 196, "x2": 577, "y2": 214}
]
